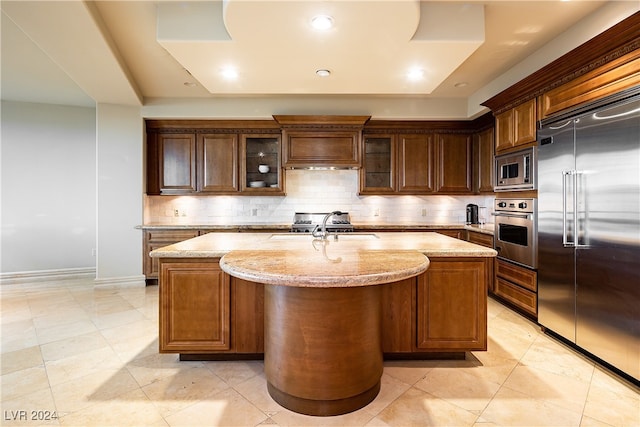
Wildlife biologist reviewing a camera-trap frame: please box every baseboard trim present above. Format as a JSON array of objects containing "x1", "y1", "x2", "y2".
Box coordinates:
[
  {"x1": 94, "y1": 275, "x2": 146, "y2": 288},
  {"x1": 0, "y1": 267, "x2": 96, "y2": 286}
]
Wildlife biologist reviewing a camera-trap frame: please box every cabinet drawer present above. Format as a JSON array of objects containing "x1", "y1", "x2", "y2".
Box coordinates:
[
  {"x1": 146, "y1": 230, "x2": 199, "y2": 242},
  {"x1": 496, "y1": 259, "x2": 536, "y2": 291},
  {"x1": 467, "y1": 231, "x2": 494, "y2": 248},
  {"x1": 494, "y1": 277, "x2": 537, "y2": 317}
]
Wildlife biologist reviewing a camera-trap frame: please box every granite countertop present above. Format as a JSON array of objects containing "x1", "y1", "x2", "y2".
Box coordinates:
[
  {"x1": 219, "y1": 247, "x2": 430, "y2": 288},
  {"x1": 137, "y1": 223, "x2": 495, "y2": 235},
  {"x1": 149, "y1": 231, "x2": 497, "y2": 259}
]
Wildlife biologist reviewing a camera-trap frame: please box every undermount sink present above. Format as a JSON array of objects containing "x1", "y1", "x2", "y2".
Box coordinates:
[{"x1": 269, "y1": 233, "x2": 379, "y2": 241}]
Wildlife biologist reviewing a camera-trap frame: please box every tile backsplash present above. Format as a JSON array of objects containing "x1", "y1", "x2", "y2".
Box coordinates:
[{"x1": 144, "y1": 170, "x2": 495, "y2": 225}]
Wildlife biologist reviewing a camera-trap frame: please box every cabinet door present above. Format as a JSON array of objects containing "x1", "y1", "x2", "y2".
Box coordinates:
[
  {"x1": 282, "y1": 130, "x2": 360, "y2": 168},
  {"x1": 513, "y1": 99, "x2": 537, "y2": 147},
  {"x1": 158, "y1": 134, "x2": 197, "y2": 193},
  {"x1": 143, "y1": 230, "x2": 199, "y2": 280},
  {"x1": 360, "y1": 135, "x2": 396, "y2": 194},
  {"x1": 381, "y1": 277, "x2": 415, "y2": 353},
  {"x1": 232, "y1": 278, "x2": 265, "y2": 353},
  {"x1": 436, "y1": 134, "x2": 472, "y2": 193},
  {"x1": 416, "y1": 259, "x2": 487, "y2": 351},
  {"x1": 397, "y1": 134, "x2": 435, "y2": 193},
  {"x1": 197, "y1": 134, "x2": 238, "y2": 193},
  {"x1": 495, "y1": 110, "x2": 514, "y2": 153},
  {"x1": 241, "y1": 134, "x2": 284, "y2": 194},
  {"x1": 159, "y1": 259, "x2": 230, "y2": 353},
  {"x1": 475, "y1": 128, "x2": 495, "y2": 193}
]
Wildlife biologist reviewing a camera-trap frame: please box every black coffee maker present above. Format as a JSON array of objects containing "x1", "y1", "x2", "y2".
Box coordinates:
[{"x1": 466, "y1": 204, "x2": 479, "y2": 224}]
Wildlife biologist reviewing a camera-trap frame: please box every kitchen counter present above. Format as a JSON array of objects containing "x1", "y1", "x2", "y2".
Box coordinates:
[
  {"x1": 150, "y1": 231, "x2": 496, "y2": 260},
  {"x1": 137, "y1": 222, "x2": 495, "y2": 235}
]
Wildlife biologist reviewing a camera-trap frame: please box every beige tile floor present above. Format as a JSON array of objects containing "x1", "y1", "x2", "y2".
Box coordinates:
[{"x1": 1, "y1": 279, "x2": 638, "y2": 427}]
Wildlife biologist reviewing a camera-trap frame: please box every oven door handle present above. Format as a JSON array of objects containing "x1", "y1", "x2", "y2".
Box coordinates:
[{"x1": 491, "y1": 212, "x2": 532, "y2": 220}]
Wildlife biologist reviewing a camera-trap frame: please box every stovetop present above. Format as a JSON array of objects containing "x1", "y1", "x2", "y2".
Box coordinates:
[{"x1": 291, "y1": 212, "x2": 354, "y2": 233}]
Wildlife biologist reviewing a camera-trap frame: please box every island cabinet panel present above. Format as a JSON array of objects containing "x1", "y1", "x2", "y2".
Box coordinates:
[
  {"x1": 231, "y1": 278, "x2": 265, "y2": 353},
  {"x1": 435, "y1": 134, "x2": 473, "y2": 193},
  {"x1": 381, "y1": 278, "x2": 415, "y2": 353},
  {"x1": 415, "y1": 258, "x2": 488, "y2": 351},
  {"x1": 159, "y1": 259, "x2": 230, "y2": 353}
]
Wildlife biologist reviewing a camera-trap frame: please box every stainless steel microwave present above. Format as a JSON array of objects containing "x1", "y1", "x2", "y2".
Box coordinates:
[{"x1": 494, "y1": 147, "x2": 536, "y2": 191}]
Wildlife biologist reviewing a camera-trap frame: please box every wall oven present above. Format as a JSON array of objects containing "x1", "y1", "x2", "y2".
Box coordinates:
[
  {"x1": 495, "y1": 147, "x2": 536, "y2": 191},
  {"x1": 493, "y1": 198, "x2": 537, "y2": 269}
]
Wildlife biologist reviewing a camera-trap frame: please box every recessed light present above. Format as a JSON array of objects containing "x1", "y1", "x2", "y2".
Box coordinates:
[
  {"x1": 454, "y1": 82, "x2": 468, "y2": 88},
  {"x1": 221, "y1": 67, "x2": 238, "y2": 80},
  {"x1": 407, "y1": 68, "x2": 424, "y2": 81},
  {"x1": 183, "y1": 82, "x2": 197, "y2": 87},
  {"x1": 311, "y1": 15, "x2": 333, "y2": 30},
  {"x1": 316, "y1": 69, "x2": 331, "y2": 77}
]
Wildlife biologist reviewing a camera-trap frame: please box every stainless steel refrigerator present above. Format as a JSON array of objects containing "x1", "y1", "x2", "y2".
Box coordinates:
[{"x1": 537, "y1": 89, "x2": 639, "y2": 384}]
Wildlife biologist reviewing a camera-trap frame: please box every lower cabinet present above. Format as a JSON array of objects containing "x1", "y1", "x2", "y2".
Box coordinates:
[
  {"x1": 415, "y1": 258, "x2": 488, "y2": 351},
  {"x1": 493, "y1": 258, "x2": 537, "y2": 319},
  {"x1": 143, "y1": 230, "x2": 200, "y2": 285},
  {"x1": 158, "y1": 256, "x2": 489, "y2": 357},
  {"x1": 159, "y1": 259, "x2": 230, "y2": 353}
]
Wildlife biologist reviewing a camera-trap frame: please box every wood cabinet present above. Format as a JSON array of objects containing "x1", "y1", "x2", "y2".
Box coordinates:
[
  {"x1": 146, "y1": 120, "x2": 283, "y2": 196},
  {"x1": 159, "y1": 258, "x2": 230, "y2": 353},
  {"x1": 157, "y1": 254, "x2": 489, "y2": 358},
  {"x1": 466, "y1": 230, "x2": 495, "y2": 293},
  {"x1": 495, "y1": 98, "x2": 537, "y2": 154},
  {"x1": 241, "y1": 134, "x2": 284, "y2": 194},
  {"x1": 361, "y1": 133, "x2": 474, "y2": 195},
  {"x1": 397, "y1": 134, "x2": 436, "y2": 193},
  {"x1": 143, "y1": 230, "x2": 199, "y2": 285},
  {"x1": 274, "y1": 115, "x2": 369, "y2": 169},
  {"x1": 435, "y1": 133, "x2": 472, "y2": 193},
  {"x1": 494, "y1": 258, "x2": 537, "y2": 319},
  {"x1": 198, "y1": 134, "x2": 238, "y2": 193},
  {"x1": 415, "y1": 258, "x2": 488, "y2": 351},
  {"x1": 156, "y1": 133, "x2": 197, "y2": 194},
  {"x1": 474, "y1": 127, "x2": 495, "y2": 193}
]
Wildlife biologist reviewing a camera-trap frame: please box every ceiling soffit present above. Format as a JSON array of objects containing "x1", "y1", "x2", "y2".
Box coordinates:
[{"x1": 156, "y1": 1, "x2": 485, "y2": 96}]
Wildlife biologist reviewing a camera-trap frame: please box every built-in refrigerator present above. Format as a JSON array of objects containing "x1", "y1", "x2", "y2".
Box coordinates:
[{"x1": 537, "y1": 88, "x2": 639, "y2": 384}]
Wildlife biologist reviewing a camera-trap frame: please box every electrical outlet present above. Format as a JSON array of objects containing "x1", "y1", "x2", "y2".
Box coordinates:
[
  {"x1": 91, "y1": 248, "x2": 97, "y2": 257},
  {"x1": 421, "y1": 208, "x2": 427, "y2": 217},
  {"x1": 174, "y1": 209, "x2": 179, "y2": 217},
  {"x1": 252, "y1": 208, "x2": 258, "y2": 216},
  {"x1": 374, "y1": 208, "x2": 380, "y2": 217}
]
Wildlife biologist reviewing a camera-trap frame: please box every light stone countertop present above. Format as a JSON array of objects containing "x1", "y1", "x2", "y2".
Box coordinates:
[
  {"x1": 137, "y1": 223, "x2": 495, "y2": 235},
  {"x1": 150, "y1": 231, "x2": 497, "y2": 259},
  {"x1": 151, "y1": 232, "x2": 495, "y2": 288}
]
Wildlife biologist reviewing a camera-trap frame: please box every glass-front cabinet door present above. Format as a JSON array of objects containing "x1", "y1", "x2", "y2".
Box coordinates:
[
  {"x1": 241, "y1": 134, "x2": 284, "y2": 194},
  {"x1": 360, "y1": 135, "x2": 395, "y2": 194}
]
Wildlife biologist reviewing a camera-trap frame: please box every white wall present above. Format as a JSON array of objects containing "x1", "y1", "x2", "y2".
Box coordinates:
[
  {"x1": 1, "y1": 101, "x2": 96, "y2": 274},
  {"x1": 95, "y1": 104, "x2": 143, "y2": 283}
]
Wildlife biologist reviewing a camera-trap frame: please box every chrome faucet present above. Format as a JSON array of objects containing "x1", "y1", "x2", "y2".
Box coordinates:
[{"x1": 312, "y1": 211, "x2": 343, "y2": 240}]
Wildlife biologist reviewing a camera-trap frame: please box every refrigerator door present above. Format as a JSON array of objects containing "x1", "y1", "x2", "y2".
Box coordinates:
[
  {"x1": 538, "y1": 118, "x2": 577, "y2": 342},
  {"x1": 574, "y1": 97, "x2": 640, "y2": 381}
]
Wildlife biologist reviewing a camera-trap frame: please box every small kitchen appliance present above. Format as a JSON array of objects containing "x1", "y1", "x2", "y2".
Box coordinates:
[
  {"x1": 466, "y1": 204, "x2": 479, "y2": 224},
  {"x1": 290, "y1": 212, "x2": 354, "y2": 233}
]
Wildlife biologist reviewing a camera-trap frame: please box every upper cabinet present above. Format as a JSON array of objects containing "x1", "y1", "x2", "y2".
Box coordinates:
[
  {"x1": 360, "y1": 132, "x2": 474, "y2": 195},
  {"x1": 146, "y1": 120, "x2": 284, "y2": 196},
  {"x1": 274, "y1": 115, "x2": 369, "y2": 169},
  {"x1": 474, "y1": 127, "x2": 495, "y2": 194},
  {"x1": 241, "y1": 134, "x2": 284, "y2": 193},
  {"x1": 494, "y1": 98, "x2": 537, "y2": 154}
]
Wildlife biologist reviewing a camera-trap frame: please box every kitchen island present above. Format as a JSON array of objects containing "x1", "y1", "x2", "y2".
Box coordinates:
[{"x1": 150, "y1": 232, "x2": 495, "y2": 415}]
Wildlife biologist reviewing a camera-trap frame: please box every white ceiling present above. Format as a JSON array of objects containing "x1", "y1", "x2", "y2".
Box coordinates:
[{"x1": 1, "y1": 1, "x2": 636, "y2": 111}]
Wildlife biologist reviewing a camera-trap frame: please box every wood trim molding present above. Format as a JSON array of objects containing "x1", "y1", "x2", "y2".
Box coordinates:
[
  {"x1": 482, "y1": 12, "x2": 640, "y2": 114},
  {"x1": 272, "y1": 115, "x2": 371, "y2": 129}
]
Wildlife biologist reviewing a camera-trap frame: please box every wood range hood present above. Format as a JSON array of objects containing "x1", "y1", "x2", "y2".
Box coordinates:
[{"x1": 273, "y1": 115, "x2": 371, "y2": 170}]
